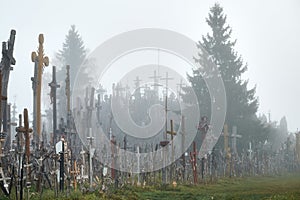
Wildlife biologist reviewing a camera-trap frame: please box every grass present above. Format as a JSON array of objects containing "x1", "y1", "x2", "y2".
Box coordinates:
[{"x1": 1, "y1": 173, "x2": 299, "y2": 200}]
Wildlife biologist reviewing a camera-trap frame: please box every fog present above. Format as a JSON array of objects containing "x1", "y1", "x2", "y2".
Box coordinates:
[{"x1": 0, "y1": 0, "x2": 299, "y2": 131}]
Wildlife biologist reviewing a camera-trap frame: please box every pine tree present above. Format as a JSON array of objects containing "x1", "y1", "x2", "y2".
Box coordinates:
[{"x1": 186, "y1": 3, "x2": 267, "y2": 150}]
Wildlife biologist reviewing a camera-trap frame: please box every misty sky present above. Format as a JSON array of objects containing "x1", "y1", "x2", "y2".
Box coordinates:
[{"x1": 0, "y1": 0, "x2": 299, "y2": 132}]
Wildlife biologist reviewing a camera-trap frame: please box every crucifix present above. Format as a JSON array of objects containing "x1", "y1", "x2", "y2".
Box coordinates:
[
  {"x1": 31, "y1": 34, "x2": 49, "y2": 149},
  {"x1": 49, "y1": 66, "x2": 60, "y2": 145},
  {"x1": 0, "y1": 30, "x2": 16, "y2": 141}
]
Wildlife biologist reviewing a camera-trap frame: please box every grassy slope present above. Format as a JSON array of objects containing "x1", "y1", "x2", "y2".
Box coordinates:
[
  {"x1": 135, "y1": 174, "x2": 300, "y2": 200},
  {"x1": 1, "y1": 173, "x2": 299, "y2": 200}
]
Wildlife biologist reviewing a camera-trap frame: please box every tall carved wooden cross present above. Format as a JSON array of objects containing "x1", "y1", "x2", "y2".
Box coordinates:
[{"x1": 31, "y1": 34, "x2": 49, "y2": 147}]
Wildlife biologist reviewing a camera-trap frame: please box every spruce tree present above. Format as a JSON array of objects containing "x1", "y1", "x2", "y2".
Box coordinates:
[
  {"x1": 186, "y1": 3, "x2": 267, "y2": 150},
  {"x1": 56, "y1": 25, "x2": 87, "y2": 88},
  {"x1": 55, "y1": 25, "x2": 89, "y2": 120}
]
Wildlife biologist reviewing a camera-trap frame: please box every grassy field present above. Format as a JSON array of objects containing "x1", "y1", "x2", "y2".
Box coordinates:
[{"x1": 1, "y1": 173, "x2": 300, "y2": 200}]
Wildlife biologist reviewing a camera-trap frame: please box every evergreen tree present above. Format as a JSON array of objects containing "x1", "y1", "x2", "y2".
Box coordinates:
[
  {"x1": 185, "y1": 3, "x2": 268, "y2": 150},
  {"x1": 56, "y1": 25, "x2": 87, "y2": 88},
  {"x1": 55, "y1": 25, "x2": 89, "y2": 120}
]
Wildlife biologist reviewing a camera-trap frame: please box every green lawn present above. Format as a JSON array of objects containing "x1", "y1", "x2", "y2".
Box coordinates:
[
  {"x1": 134, "y1": 174, "x2": 300, "y2": 200},
  {"x1": 1, "y1": 173, "x2": 300, "y2": 200}
]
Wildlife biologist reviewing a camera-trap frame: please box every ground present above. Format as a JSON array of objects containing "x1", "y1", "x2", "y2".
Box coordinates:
[{"x1": 1, "y1": 173, "x2": 299, "y2": 199}]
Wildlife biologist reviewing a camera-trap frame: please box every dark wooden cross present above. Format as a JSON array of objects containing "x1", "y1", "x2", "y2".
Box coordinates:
[
  {"x1": 49, "y1": 66, "x2": 60, "y2": 145},
  {"x1": 15, "y1": 109, "x2": 33, "y2": 195},
  {"x1": 0, "y1": 73, "x2": 7, "y2": 143},
  {"x1": 0, "y1": 30, "x2": 16, "y2": 139},
  {"x1": 189, "y1": 141, "x2": 198, "y2": 184}
]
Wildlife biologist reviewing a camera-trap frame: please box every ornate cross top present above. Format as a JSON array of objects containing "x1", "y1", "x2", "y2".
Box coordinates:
[
  {"x1": 31, "y1": 34, "x2": 49, "y2": 141},
  {"x1": 0, "y1": 30, "x2": 16, "y2": 140},
  {"x1": 1, "y1": 29, "x2": 16, "y2": 70}
]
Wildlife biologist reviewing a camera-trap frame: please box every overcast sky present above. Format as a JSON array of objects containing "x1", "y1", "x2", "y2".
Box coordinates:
[{"x1": 0, "y1": 0, "x2": 299, "y2": 132}]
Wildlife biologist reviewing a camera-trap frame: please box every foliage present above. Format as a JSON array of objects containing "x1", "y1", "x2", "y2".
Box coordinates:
[
  {"x1": 56, "y1": 25, "x2": 87, "y2": 87},
  {"x1": 183, "y1": 3, "x2": 268, "y2": 150}
]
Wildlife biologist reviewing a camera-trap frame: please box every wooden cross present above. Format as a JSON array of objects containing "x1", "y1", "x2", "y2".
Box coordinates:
[
  {"x1": 167, "y1": 119, "x2": 176, "y2": 182},
  {"x1": 0, "y1": 73, "x2": 7, "y2": 159},
  {"x1": 15, "y1": 109, "x2": 33, "y2": 191},
  {"x1": 31, "y1": 34, "x2": 49, "y2": 144},
  {"x1": 189, "y1": 141, "x2": 198, "y2": 184},
  {"x1": 0, "y1": 30, "x2": 16, "y2": 139},
  {"x1": 70, "y1": 160, "x2": 80, "y2": 190},
  {"x1": 167, "y1": 119, "x2": 176, "y2": 160},
  {"x1": 0, "y1": 73, "x2": 7, "y2": 138},
  {"x1": 49, "y1": 66, "x2": 60, "y2": 145}
]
